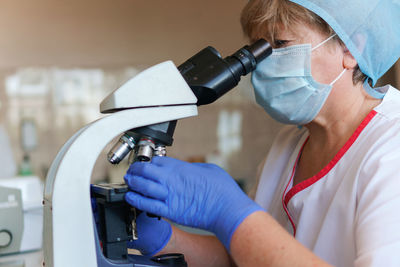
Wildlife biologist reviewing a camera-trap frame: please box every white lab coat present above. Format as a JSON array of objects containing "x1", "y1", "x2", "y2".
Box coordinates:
[{"x1": 254, "y1": 86, "x2": 400, "y2": 267}]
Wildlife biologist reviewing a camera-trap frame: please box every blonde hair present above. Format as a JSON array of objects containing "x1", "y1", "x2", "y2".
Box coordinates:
[{"x1": 240, "y1": 0, "x2": 367, "y2": 85}]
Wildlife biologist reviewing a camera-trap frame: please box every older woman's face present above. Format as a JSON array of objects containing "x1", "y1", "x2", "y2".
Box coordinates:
[{"x1": 266, "y1": 23, "x2": 346, "y2": 86}]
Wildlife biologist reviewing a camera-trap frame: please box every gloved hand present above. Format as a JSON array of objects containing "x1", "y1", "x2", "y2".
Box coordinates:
[
  {"x1": 124, "y1": 156, "x2": 264, "y2": 250},
  {"x1": 91, "y1": 186, "x2": 171, "y2": 257},
  {"x1": 127, "y1": 212, "x2": 172, "y2": 257}
]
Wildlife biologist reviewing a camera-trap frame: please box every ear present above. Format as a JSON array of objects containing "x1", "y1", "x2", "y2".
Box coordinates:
[{"x1": 342, "y1": 47, "x2": 358, "y2": 69}]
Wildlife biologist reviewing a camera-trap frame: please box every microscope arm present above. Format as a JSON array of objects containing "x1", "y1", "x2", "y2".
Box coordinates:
[
  {"x1": 43, "y1": 105, "x2": 197, "y2": 267},
  {"x1": 43, "y1": 60, "x2": 198, "y2": 267}
]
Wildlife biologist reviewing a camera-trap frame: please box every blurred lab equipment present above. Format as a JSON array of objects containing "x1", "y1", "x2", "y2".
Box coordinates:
[
  {"x1": 43, "y1": 39, "x2": 271, "y2": 267},
  {"x1": 0, "y1": 125, "x2": 17, "y2": 178},
  {"x1": 0, "y1": 123, "x2": 42, "y2": 266},
  {"x1": 18, "y1": 119, "x2": 38, "y2": 176},
  {"x1": 18, "y1": 155, "x2": 33, "y2": 176},
  {"x1": 20, "y1": 119, "x2": 38, "y2": 152},
  {"x1": 0, "y1": 176, "x2": 43, "y2": 267}
]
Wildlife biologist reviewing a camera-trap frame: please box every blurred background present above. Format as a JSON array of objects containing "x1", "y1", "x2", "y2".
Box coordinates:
[{"x1": 0, "y1": 0, "x2": 398, "y2": 191}]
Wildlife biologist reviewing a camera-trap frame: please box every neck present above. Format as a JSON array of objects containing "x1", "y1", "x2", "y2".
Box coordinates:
[{"x1": 304, "y1": 82, "x2": 381, "y2": 151}]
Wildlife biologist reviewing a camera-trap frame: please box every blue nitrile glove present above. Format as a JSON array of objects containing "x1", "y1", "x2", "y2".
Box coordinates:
[
  {"x1": 124, "y1": 156, "x2": 264, "y2": 250},
  {"x1": 127, "y1": 212, "x2": 172, "y2": 257}
]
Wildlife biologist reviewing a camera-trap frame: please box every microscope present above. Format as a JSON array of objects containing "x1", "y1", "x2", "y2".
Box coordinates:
[{"x1": 43, "y1": 39, "x2": 271, "y2": 267}]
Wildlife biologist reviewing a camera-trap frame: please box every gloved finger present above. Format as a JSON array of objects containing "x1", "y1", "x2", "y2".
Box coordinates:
[
  {"x1": 192, "y1": 162, "x2": 221, "y2": 170},
  {"x1": 125, "y1": 191, "x2": 168, "y2": 217},
  {"x1": 153, "y1": 156, "x2": 216, "y2": 171},
  {"x1": 127, "y1": 161, "x2": 167, "y2": 183},
  {"x1": 151, "y1": 156, "x2": 183, "y2": 167},
  {"x1": 124, "y1": 175, "x2": 168, "y2": 201}
]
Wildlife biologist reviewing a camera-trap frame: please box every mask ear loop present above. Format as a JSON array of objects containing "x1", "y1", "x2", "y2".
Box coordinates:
[
  {"x1": 311, "y1": 33, "x2": 346, "y2": 86},
  {"x1": 312, "y1": 34, "x2": 337, "y2": 51},
  {"x1": 329, "y1": 68, "x2": 347, "y2": 86}
]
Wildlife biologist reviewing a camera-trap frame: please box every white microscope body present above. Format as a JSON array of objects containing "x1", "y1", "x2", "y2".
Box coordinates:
[{"x1": 43, "y1": 61, "x2": 198, "y2": 267}]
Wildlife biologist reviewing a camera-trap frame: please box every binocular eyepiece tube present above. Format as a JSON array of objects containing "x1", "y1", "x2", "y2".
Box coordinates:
[{"x1": 178, "y1": 38, "x2": 271, "y2": 106}]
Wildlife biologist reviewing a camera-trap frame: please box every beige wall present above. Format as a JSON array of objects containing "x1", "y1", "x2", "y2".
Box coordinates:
[{"x1": 0, "y1": 0, "x2": 248, "y2": 68}]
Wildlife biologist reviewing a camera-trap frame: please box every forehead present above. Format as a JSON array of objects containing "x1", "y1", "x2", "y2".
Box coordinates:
[
  {"x1": 277, "y1": 23, "x2": 322, "y2": 40},
  {"x1": 254, "y1": 22, "x2": 328, "y2": 44}
]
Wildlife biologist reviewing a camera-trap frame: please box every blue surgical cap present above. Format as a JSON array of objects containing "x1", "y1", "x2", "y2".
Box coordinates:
[{"x1": 289, "y1": 0, "x2": 400, "y2": 86}]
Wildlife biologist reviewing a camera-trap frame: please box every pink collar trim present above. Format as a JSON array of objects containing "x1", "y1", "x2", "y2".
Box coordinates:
[{"x1": 281, "y1": 109, "x2": 377, "y2": 236}]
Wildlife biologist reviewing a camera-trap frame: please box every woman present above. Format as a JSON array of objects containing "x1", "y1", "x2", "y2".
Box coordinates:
[{"x1": 124, "y1": 0, "x2": 400, "y2": 266}]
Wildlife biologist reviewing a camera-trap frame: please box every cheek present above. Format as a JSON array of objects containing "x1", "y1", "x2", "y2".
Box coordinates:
[{"x1": 311, "y1": 50, "x2": 344, "y2": 84}]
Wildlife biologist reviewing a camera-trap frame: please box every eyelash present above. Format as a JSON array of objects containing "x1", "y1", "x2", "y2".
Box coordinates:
[{"x1": 274, "y1": 40, "x2": 289, "y2": 48}]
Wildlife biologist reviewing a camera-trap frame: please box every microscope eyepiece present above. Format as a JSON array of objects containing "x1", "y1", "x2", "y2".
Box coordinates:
[
  {"x1": 227, "y1": 39, "x2": 272, "y2": 76},
  {"x1": 178, "y1": 39, "x2": 272, "y2": 105},
  {"x1": 245, "y1": 39, "x2": 272, "y2": 64}
]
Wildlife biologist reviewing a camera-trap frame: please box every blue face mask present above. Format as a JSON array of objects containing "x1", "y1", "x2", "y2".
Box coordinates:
[{"x1": 251, "y1": 35, "x2": 346, "y2": 125}]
